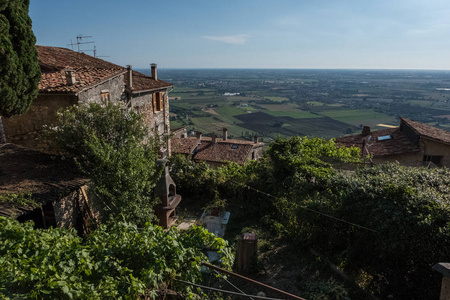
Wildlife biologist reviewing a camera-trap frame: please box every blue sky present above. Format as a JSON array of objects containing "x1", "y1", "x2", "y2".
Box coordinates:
[{"x1": 30, "y1": 0, "x2": 450, "y2": 69}]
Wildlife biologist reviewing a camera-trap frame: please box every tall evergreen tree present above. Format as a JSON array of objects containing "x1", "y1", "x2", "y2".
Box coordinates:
[{"x1": 0, "y1": 0, "x2": 40, "y2": 117}]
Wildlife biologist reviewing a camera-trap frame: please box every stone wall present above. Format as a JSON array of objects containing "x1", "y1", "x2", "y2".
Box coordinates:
[
  {"x1": 2, "y1": 94, "x2": 77, "y2": 150},
  {"x1": 371, "y1": 138, "x2": 450, "y2": 168},
  {"x1": 133, "y1": 90, "x2": 170, "y2": 156},
  {"x1": 53, "y1": 189, "x2": 81, "y2": 229},
  {"x1": 421, "y1": 138, "x2": 450, "y2": 167},
  {"x1": 78, "y1": 74, "x2": 125, "y2": 105}
]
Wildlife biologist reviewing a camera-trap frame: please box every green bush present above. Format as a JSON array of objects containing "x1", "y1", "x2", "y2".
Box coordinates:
[
  {"x1": 0, "y1": 217, "x2": 233, "y2": 299},
  {"x1": 49, "y1": 103, "x2": 162, "y2": 225}
]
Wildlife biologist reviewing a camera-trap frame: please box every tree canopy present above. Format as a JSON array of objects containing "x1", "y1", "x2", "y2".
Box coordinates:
[
  {"x1": 50, "y1": 103, "x2": 162, "y2": 225},
  {"x1": 0, "y1": 0, "x2": 41, "y2": 117}
]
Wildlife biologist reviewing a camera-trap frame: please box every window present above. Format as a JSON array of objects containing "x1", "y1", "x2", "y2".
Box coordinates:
[
  {"x1": 153, "y1": 92, "x2": 164, "y2": 112},
  {"x1": 377, "y1": 135, "x2": 392, "y2": 141},
  {"x1": 100, "y1": 90, "x2": 110, "y2": 105},
  {"x1": 423, "y1": 155, "x2": 443, "y2": 166},
  {"x1": 231, "y1": 144, "x2": 239, "y2": 149}
]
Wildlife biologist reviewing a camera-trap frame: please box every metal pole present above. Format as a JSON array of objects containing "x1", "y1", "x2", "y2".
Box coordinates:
[{"x1": 200, "y1": 261, "x2": 306, "y2": 300}]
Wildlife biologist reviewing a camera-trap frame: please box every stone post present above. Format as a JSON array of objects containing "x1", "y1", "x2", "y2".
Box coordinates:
[{"x1": 433, "y1": 263, "x2": 450, "y2": 300}]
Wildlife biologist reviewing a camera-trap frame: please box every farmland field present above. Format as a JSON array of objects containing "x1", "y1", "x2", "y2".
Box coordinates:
[{"x1": 142, "y1": 68, "x2": 450, "y2": 140}]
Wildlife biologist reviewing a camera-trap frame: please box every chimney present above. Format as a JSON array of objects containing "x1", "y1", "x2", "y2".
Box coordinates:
[
  {"x1": 254, "y1": 134, "x2": 259, "y2": 144},
  {"x1": 362, "y1": 126, "x2": 371, "y2": 136},
  {"x1": 65, "y1": 69, "x2": 76, "y2": 85},
  {"x1": 223, "y1": 127, "x2": 228, "y2": 141},
  {"x1": 151, "y1": 63, "x2": 157, "y2": 80},
  {"x1": 126, "y1": 65, "x2": 133, "y2": 91},
  {"x1": 212, "y1": 134, "x2": 217, "y2": 144},
  {"x1": 196, "y1": 131, "x2": 202, "y2": 140}
]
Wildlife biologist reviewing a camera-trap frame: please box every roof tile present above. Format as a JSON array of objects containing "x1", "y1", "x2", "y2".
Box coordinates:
[{"x1": 36, "y1": 45, "x2": 172, "y2": 94}]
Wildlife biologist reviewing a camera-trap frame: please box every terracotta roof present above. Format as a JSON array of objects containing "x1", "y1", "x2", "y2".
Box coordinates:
[
  {"x1": 171, "y1": 137, "x2": 200, "y2": 155},
  {"x1": 36, "y1": 45, "x2": 172, "y2": 94},
  {"x1": 172, "y1": 137, "x2": 263, "y2": 165},
  {"x1": 131, "y1": 70, "x2": 172, "y2": 92},
  {"x1": 401, "y1": 117, "x2": 450, "y2": 144},
  {"x1": 39, "y1": 67, "x2": 125, "y2": 93},
  {"x1": 0, "y1": 143, "x2": 88, "y2": 217},
  {"x1": 335, "y1": 127, "x2": 421, "y2": 157}
]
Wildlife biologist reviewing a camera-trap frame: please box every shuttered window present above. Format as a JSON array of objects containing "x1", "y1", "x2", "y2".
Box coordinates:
[{"x1": 153, "y1": 92, "x2": 164, "y2": 112}]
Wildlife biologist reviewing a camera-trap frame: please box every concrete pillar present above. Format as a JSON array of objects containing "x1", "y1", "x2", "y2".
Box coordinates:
[{"x1": 433, "y1": 263, "x2": 450, "y2": 300}]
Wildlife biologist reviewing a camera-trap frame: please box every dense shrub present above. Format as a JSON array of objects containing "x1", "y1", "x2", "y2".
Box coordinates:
[
  {"x1": 170, "y1": 137, "x2": 450, "y2": 299},
  {"x1": 49, "y1": 103, "x2": 162, "y2": 225},
  {"x1": 0, "y1": 217, "x2": 232, "y2": 299}
]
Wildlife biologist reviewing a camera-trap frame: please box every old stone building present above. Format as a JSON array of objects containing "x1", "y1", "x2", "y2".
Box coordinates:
[
  {"x1": 171, "y1": 128, "x2": 264, "y2": 167},
  {"x1": 0, "y1": 46, "x2": 173, "y2": 155},
  {"x1": 0, "y1": 143, "x2": 90, "y2": 231},
  {"x1": 336, "y1": 117, "x2": 450, "y2": 167}
]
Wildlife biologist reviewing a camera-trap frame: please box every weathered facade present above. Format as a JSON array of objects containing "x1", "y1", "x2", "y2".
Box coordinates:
[
  {"x1": 336, "y1": 117, "x2": 450, "y2": 167},
  {"x1": 171, "y1": 128, "x2": 264, "y2": 166},
  {"x1": 0, "y1": 46, "x2": 173, "y2": 155}
]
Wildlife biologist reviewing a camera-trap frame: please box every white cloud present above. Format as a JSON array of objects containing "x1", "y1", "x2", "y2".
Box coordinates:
[{"x1": 201, "y1": 34, "x2": 250, "y2": 45}]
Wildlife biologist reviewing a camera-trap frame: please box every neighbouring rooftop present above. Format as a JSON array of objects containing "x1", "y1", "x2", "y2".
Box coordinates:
[
  {"x1": 37, "y1": 45, "x2": 172, "y2": 94},
  {"x1": 0, "y1": 143, "x2": 88, "y2": 217},
  {"x1": 171, "y1": 135, "x2": 264, "y2": 165},
  {"x1": 335, "y1": 117, "x2": 450, "y2": 157}
]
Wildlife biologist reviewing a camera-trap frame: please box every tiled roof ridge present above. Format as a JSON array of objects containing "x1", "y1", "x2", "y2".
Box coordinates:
[
  {"x1": 200, "y1": 137, "x2": 263, "y2": 145},
  {"x1": 401, "y1": 117, "x2": 450, "y2": 144},
  {"x1": 36, "y1": 45, "x2": 172, "y2": 93}
]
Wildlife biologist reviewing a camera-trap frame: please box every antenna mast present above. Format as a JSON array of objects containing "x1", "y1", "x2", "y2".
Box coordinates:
[{"x1": 66, "y1": 35, "x2": 109, "y2": 58}]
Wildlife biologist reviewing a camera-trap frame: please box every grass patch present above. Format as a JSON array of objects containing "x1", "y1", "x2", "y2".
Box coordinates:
[
  {"x1": 307, "y1": 101, "x2": 324, "y2": 106},
  {"x1": 319, "y1": 109, "x2": 396, "y2": 126},
  {"x1": 266, "y1": 96, "x2": 289, "y2": 102},
  {"x1": 266, "y1": 110, "x2": 322, "y2": 119}
]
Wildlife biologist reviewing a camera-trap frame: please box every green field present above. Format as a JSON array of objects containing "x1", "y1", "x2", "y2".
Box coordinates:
[
  {"x1": 266, "y1": 110, "x2": 321, "y2": 119},
  {"x1": 266, "y1": 96, "x2": 289, "y2": 102},
  {"x1": 319, "y1": 109, "x2": 396, "y2": 126}
]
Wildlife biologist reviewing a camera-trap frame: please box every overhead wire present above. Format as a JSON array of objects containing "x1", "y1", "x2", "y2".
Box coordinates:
[
  {"x1": 174, "y1": 279, "x2": 285, "y2": 300},
  {"x1": 230, "y1": 179, "x2": 378, "y2": 233}
]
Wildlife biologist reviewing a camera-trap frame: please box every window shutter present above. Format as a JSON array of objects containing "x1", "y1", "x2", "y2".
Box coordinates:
[
  {"x1": 159, "y1": 92, "x2": 164, "y2": 111},
  {"x1": 152, "y1": 93, "x2": 157, "y2": 113}
]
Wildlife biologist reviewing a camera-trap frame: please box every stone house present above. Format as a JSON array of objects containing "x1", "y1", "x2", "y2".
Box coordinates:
[
  {"x1": 171, "y1": 128, "x2": 264, "y2": 167},
  {"x1": 335, "y1": 117, "x2": 450, "y2": 167},
  {"x1": 0, "y1": 45, "x2": 173, "y2": 156},
  {"x1": 0, "y1": 143, "x2": 91, "y2": 232}
]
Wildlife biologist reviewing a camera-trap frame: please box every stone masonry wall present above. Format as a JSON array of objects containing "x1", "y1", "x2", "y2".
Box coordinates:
[
  {"x1": 421, "y1": 138, "x2": 450, "y2": 167},
  {"x1": 78, "y1": 74, "x2": 125, "y2": 105},
  {"x1": 53, "y1": 189, "x2": 80, "y2": 229}
]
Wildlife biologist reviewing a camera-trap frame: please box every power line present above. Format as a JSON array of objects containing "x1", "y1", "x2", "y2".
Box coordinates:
[
  {"x1": 230, "y1": 180, "x2": 379, "y2": 233},
  {"x1": 174, "y1": 279, "x2": 285, "y2": 300}
]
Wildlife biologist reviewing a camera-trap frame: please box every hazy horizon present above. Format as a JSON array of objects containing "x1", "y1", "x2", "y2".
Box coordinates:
[{"x1": 31, "y1": 0, "x2": 450, "y2": 70}]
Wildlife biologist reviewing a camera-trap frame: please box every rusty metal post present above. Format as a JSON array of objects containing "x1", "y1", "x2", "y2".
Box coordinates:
[
  {"x1": 235, "y1": 232, "x2": 258, "y2": 274},
  {"x1": 433, "y1": 263, "x2": 450, "y2": 300}
]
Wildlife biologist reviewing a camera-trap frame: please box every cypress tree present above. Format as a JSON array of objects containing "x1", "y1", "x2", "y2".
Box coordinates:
[{"x1": 0, "y1": 0, "x2": 41, "y2": 117}]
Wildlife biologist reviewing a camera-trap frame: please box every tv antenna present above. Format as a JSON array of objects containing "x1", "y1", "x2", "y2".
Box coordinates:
[
  {"x1": 67, "y1": 35, "x2": 94, "y2": 53},
  {"x1": 67, "y1": 35, "x2": 109, "y2": 58}
]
